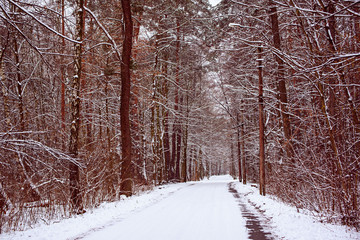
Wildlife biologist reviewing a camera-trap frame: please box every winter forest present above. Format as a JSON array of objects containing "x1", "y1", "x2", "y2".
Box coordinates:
[{"x1": 0, "y1": 0, "x2": 359, "y2": 234}]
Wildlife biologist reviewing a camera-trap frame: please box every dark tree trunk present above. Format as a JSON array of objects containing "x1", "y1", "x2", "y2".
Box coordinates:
[
  {"x1": 170, "y1": 125, "x2": 177, "y2": 181},
  {"x1": 237, "y1": 113, "x2": 242, "y2": 182},
  {"x1": 61, "y1": 0, "x2": 66, "y2": 147},
  {"x1": 171, "y1": 21, "x2": 182, "y2": 181},
  {"x1": 162, "y1": 53, "x2": 171, "y2": 182},
  {"x1": 182, "y1": 125, "x2": 188, "y2": 182},
  {"x1": 241, "y1": 110, "x2": 247, "y2": 185},
  {"x1": 175, "y1": 118, "x2": 182, "y2": 180},
  {"x1": 120, "y1": 0, "x2": 134, "y2": 197},
  {"x1": 163, "y1": 102, "x2": 171, "y2": 182},
  {"x1": 268, "y1": 0, "x2": 293, "y2": 160},
  {"x1": 69, "y1": 0, "x2": 85, "y2": 214},
  {"x1": 258, "y1": 47, "x2": 266, "y2": 196},
  {"x1": 230, "y1": 136, "x2": 236, "y2": 179},
  {"x1": 182, "y1": 94, "x2": 189, "y2": 182}
]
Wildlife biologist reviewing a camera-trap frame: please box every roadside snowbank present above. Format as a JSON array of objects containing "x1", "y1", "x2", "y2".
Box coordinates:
[
  {"x1": 234, "y1": 181, "x2": 360, "y2": 240},
  {"x1": 2, "y1": 183, "x2": 186, "y2": 240},
  {"x1": 2, "y1": 175, "x2": 359, "y2": 240}
]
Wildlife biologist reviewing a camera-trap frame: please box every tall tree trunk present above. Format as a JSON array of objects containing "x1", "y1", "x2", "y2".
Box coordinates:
[
  {"x1": 150, "y1": 95, "x2": 156, "y2": 183},
  {"x1": 131, "y1": 12, "x2": 144, "y2": 185},
  {"x1": 230, "y1": 135, "x2": 236, "y2": 179},
  {"x1": 60, "y1": 0, "x2": 66, "y2": 147},
  {"x1": 175, "y1": 98, "x2": 182, "y2": 181},
  {"x1": 170, "y1": 124, "x2": 177, "y2": 181},
  {"x1": 258, "y1": 47, "x2": 266, "y2": 196},
  {"x1": 1, "y1": 38, "x2": 10, "y2": 130},
  {"x1": 120, "y1": 0, "x2": 134, "y2": 197},
  {"x1": 0, "y1": 44, "x2": 12, "y2": 232},
  {"x1": 156, "y1": 95, "x2": 164, "y2": 183},
  {"x1": 188, "y1": 146, "x2": 193, "y2": 180},
  {"x1": 241, "y1": 109, "x2": 247, "y2": 185},
  {"x1": 150, "y1": 38, "x2": 158, "y2": 184},
  {"x1": 162, "y1": 58, "x2": 171, "y2": 182},
  {"x1": 171, "y1": 20, "x2": 182, "y2": 181},
  {"x1": 268, "y1": 0, "x2": 293, "y2": 160},
  {"x1": 195, "y1": 149, "x2": 199, "y2": 181},
  {"x1": 69, "y1": 0, "x2": 85, "y2": 214},
  {"x1": 236, "y1": 113, "x2": 242, "y2": 182},
  {"x1": 182, "y1": 124, "x2": 188, "y2": 182},
  {"x1": 14, "y1": 40, "x2": 25, "y2": 133},
  {"x1": 182, "y1": 93, "x2": 189, "y2": 182}
]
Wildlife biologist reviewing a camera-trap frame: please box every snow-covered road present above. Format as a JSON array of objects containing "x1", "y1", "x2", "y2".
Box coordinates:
[
  {"x1": 76, "y1": 176, "x2": 249, "y2": 240},
  {"x1": 3, "y1": 175, "x2": 360, "y2": 240}
]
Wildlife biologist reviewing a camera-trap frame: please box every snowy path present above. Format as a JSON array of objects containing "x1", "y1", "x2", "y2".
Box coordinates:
[
  {"x1": 3, "y1": 175, "x2": 360, "y2": 240},
  {"x1": 73, "y1": 176, "x2": 249, "y2": 240}
]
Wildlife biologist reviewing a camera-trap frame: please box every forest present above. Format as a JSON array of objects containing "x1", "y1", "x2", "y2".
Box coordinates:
[{"x1": 0, "y1": 0, "x2": 359, "y2": 233}]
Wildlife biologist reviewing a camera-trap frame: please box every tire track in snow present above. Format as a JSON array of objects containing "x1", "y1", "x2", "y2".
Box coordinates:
[{"x1": 228, "y1": 182, "x2": 274, "y2": 240}]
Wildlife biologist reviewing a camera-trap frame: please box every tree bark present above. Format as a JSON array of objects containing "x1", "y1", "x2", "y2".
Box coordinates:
[
  {"x1": 182, "y1": 124, "x2": 188, "y2": 182},
  {"x1": 268, "y1": 0, "x2": 293, "y2": 160},
  {"x1": 0, "y1": 46, "x2": 12, "y2": 232},
  {"x1": 162, "y1": 63, "x2": 171, "y2": 182},
  {"x1": 230, "y1": 135, "x2": 236, "y2": 179},
  {"x1": 258, "y1": 47, "x2": 266, "y2": 196},
  {"x1": 171, "y1": 20, "x2": 182, "y2": 181},
  {"x1": 241, "y1": 109, "x2": 247, "y2": 185},
  {"x1": 182, "y1": 93, "x2": 190, "y2": 182},
  {"x1": 14, "y1": 40, "x2": 25, "y2": 133},
  {"x1": 1, "y1": 43, "x2": 11, "y2": 130},
  {"x1": 236, "y1": 113, "x2": 242, "y2": 182},
  {"x1": 61, "y1": 0, "x2": 66, "y2": 146},
  {"x1": 120, "y1": 0, "x2": 134, "y2": 197},
  {"x1": 69, "y1": 0, "x2": 85, "y2": 214}
]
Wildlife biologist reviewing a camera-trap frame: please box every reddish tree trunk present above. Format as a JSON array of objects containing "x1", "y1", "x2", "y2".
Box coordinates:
[
  {"x1": 61, "y1": 0, "x2": 66, "y2": 142},
  {"x1": 241, "y1": 110, "x2": 247, "y2": 185},
  {"x1": 171, "y1": 21, "x2": 182, "y2": 181},
  {"x1": 237, "y1": 113, "x2": 242, "y2": 182},
  {"x1": 120, "y1": 0, "x2": 134, "y2": 197},
  {"x1": 162, "y1": 57, "x2": 171, "y2": 181},
  {"x1": 268, "y1": 0, "x2": 293, "y2": 160},
  {"x1": 258, "y1": 47, "x2": 266, "y2": 196}
]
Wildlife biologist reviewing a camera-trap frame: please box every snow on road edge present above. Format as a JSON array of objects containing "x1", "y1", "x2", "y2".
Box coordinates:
[
  {"x1": 2, "y1": 183, "x2": 187, "y2": 240},
  {"x1": 233, "y1": 181, "x2": 360, "y2": 240},
  {"x1": 2, "y1": 175, "x2": 359, "y2": 240}
]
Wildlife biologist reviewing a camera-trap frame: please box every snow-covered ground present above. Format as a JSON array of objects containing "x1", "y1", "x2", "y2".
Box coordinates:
[
  {"x1": 2, "y1": 175, "x2": 359, "y2": 240},
  {"x1": 233, "y1": 180, "x2": 359, "y2": 240}
]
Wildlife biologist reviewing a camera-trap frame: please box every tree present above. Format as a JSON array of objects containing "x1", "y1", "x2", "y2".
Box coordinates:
[
  {"x1": 119, "y1": 0, "x2": 134, "y2": 197},
  {"x1": 268, "y1": 0, "x2": 293, "y2": 161},
  {"x1": 69, "y1": 0, "x2": 85, "y2": 214},
  {"x1": 258, "y1": 46, "x2": 265, "y2": 196}
]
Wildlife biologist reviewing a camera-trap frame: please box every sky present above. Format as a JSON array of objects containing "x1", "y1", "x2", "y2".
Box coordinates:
[{"x1": 209, "y1": 0, "x2": 221, "y2": 6}]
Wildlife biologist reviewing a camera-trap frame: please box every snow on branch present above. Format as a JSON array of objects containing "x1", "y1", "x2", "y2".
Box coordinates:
[
  {"x1": 84, "y1": 6, "x2": 122, "y2": 60},
  {"x1": 7, "y1": 0, "x2": 81, "y2": 44},
  {"x1": 1, "y1": 138, "x2": 84, "y2": 168}
]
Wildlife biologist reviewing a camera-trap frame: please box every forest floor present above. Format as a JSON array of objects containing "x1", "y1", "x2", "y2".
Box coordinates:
[{"x1": 2, "y1": 175, "x2": 359, "y2": 240}]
